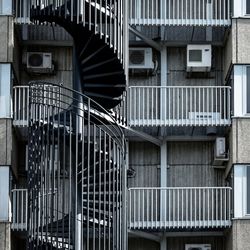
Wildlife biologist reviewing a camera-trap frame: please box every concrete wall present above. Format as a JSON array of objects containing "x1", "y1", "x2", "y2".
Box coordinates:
[
  {"x1": 232, "y1": 19, "x2": 250, "y2": 64},
  {"x1": 0, "y1": 16, "x2": 13, "y2": 63},
  {"x1": 230, "y1": 118, "x2": 250, "y2": 164},
  {"x1": 230, "y1": 220, "x2": 250, "y2": 250},
  {"x1": 0, "y1": 223, "x2": 11, "y2": 250},
  {"x1": 0, "y1": 119, "x2": 12, "y2": 166}
]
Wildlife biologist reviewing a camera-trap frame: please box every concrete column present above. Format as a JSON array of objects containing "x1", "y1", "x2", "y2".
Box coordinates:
[
  {"x1": 160, "y1": 233, "x2": 167, "y2": 250},
  {"x1": 0, "y1": 166, "x2": 11, "y2": 250},
  {"x1": 160, "y1": 141, "x2": 167, "y2": 221},
  {"x1": 160, "y1": 47, "x2": 167, "y2": 123}
]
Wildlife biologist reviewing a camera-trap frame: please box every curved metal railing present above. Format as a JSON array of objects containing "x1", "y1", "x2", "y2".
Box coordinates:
[{"x1": 28, "y1": 81, "x2": 126, "y2": 250}]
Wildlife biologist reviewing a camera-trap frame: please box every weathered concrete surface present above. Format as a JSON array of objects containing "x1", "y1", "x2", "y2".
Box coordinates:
[
  {"x1": 232, "y1": 19, "x2": 250, "y2": 64},
  {"x1": 0, "y1": 16, "x2": 13, "y2": 63},
  {"x1": 231, "y1": 220, "x2": 250, "y2": 250},
  {"x1": 0, "y1": 119, "x2": 12, "y2": 166},
  {"x1": 230, "y1": 118, "x2": 250, "y2": 164},
  {"x1": 0, "y1": 223, "x2": 11, "y2": 250}
]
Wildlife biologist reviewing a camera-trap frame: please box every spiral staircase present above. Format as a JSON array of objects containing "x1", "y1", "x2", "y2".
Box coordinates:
[{"x1": 27, "y1": 0, "x2": 127, "y2": 249}]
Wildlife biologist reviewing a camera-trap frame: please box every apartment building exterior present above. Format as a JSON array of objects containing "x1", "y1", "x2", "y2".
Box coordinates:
[{"x1": 0, "y1": 0, "x2": 249, "y2": 250}]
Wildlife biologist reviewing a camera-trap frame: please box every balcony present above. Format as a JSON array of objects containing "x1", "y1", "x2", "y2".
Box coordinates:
[
  {"x1": 129, "y1": 0, "x2": 231, "y2": 26},
  {"x1": 128, "y1": 86, "x2": 231, "y2": 127},
  {"x1": 11, "y1": 189, "x2": 28, "y2": 231},
  {"x1": 128, "y1": 187, "x2": 232, "y2": 230}
]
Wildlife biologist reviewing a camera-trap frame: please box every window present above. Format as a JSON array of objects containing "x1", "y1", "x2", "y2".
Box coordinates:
[
  {"x1": 234, "y1": 165, "x2": 250, "y2": 217},
  {"x1": 247, "y1": 0, "x2": 250, "y2": 14},
  {"x1": 0, "y1": 0, "x2": 12, "y2": 15},
  {"x1": 247, "y1": 166, "x2": 250, "y2": 214},
  {"x1": 247, "y1": 67, "x2": 250, "y2": 113}
]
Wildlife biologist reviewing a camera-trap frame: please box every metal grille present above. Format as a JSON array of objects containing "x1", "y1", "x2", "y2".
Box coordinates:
[{"x1": 28, "y1": 81, "x2": 126, "y2": 250}]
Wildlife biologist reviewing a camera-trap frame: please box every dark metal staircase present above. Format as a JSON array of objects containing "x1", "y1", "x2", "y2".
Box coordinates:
[{"x1": 30, "y1": 0, "x2": 126, "y2": 109}]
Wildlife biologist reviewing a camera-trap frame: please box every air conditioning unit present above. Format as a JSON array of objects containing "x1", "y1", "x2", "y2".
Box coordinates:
[
  {"x1": 129, "y1": 48, "x2": 154, "y2": 69},
  {"x1": 214, "y1": 137, "x2": 226, "y2": 158},
  {"x1": 187, "y1": 44, "x2": 211, "y2": 72},
  {"x1": 185, "y1": 244, "x2": 211, "y2": 250},
  {"x1": 27, "y1": 52, "x2": 54, "y2": 73}
]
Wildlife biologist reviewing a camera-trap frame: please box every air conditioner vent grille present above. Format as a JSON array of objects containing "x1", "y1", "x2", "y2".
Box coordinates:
[
  {"x1": 189, "y1": 50, "x2": 202, "y2": 62},
  {"x1": 28, "y1": 53, "x2": 43, "y2": 67},
  {"x1": 129, "y1": 50, "x2": 145, "y2": 65}
]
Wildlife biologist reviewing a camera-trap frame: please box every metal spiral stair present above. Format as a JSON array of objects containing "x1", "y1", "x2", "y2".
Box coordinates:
[
  {"x1": 28, "y1": 82, "x2": 125, "y2": 250},
  {"x1": 30, "y1": 0, "x2": 126, "y2": 109}
]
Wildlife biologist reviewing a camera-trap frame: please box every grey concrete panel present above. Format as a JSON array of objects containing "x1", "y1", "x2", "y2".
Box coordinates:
[
  {"x1": 231, "y1": 118, "x2": 250, "y2": 164},
  {"x1": 0, "y1": 16, "x2": 13, "y2": 63},
  {"x1": 0, "y1": 119, "x2": 12, "y2": 166},
  {"x1": 0, "y1": 223, "x2": 11, "y2": 250},
  {"x1": 232, "y1": 220, "x2": 250, "y2": 250},
  {"x1": 232, "y1": 19, "x2": 250, "y2": 64}
]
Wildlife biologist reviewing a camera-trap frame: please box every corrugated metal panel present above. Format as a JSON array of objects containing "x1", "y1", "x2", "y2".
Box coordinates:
[
  {"x1": 128, "y1": 141, "x2": 160, "y2": 188},
  {"x1": 129, "y1": 74, "x2": 160, "y2": 86},
  {"x1": 128, "y1": 238, "x2": 159, "y2": 250},
  {"x1": 26, "y1": 25, "x2": 72, "y2": 41},
  {"x1": 168, "y1": 236, "x2": 225, "y2": 250},
  {"x1": 167, "y1": 142, "x2": 225, "y2": 187},
  {"x1": 129, "y1": 236, "x2": 225, "y2": 250},
  {"x1": 168, "y1": 142, "x2": 213, "y2": 165},
  {"x1": 167, "y1": 164, "x2": 225, "y2": 187}
]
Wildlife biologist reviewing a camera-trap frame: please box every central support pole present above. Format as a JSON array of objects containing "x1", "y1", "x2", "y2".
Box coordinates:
[
  {"x1": 160, "y1": 46, "x2": 167, "y2": 136},
  {"x1": 160, "y1": 141, "x2": 167, "y2": 225}
]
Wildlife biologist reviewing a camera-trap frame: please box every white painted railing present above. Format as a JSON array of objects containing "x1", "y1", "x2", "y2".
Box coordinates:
[
  {"x1": 128, "y1": 86, "x2": 231, "y2": 126},
  {"x1": 13, "y1": 86, "x2": 29, "y2": 127},
  {"x1": 129, "y1": 0, "x2": 231, "y2": 26},
  {"x1": 128, "y1": 187, "x2": 232, "y2": 230},
  {"x1": 11, "y1": 189, "x2": 28, "y2": 231}
]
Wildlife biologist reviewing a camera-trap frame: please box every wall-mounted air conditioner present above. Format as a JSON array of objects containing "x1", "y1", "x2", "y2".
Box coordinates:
[
  {"x1": 214, "y1": 137, "x2": 226, "y2": 158},
  {"x1": 129, "y1": 47, "x2": 154, "y2": 69},
  {"x1": 185, "y1": 244, "x2": 211, "y2": 250},
  {"x1": 187, "y1": 44, "x2": 211, "y2": 72},
  {"x1": 26, "y1": 52, "x2": 54, "y2": 73}
]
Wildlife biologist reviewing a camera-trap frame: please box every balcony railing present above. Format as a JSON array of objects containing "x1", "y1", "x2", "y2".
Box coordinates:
[
  {"x1": 128, "y1": 86, "x2": 231, "y2": 127},
  {"x1": 129, "y1": 0, "x2": 231, "y2": 26},
  {"x1": 11, "y1": 189, "x2": 28, "y2": 231},
  {"x1": 128, "y1": 187, "x2": 232, "y2": 230},
  {"x1": 13, "y1": 85, "x2": 29, "y2": 127}
]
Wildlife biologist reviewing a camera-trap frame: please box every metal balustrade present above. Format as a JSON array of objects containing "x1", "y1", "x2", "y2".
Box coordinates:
[
  {"x1": 14, "y1": 0, "x2": 126, "y2": 62},
  {"x1": 13, "y1": 86, "x2": 29, "y2": 127},
  {"x1": 128, "y1": 86, "x2": 231, "y2": 127},
  {"x1": 128, "y1": 187, "x2": 232, "y2": 230},
  {"x1": 11, "y1": 189, "x2": 28, "y2": 231},
  {"x1": 129, "y1": 0, "x2": 231, "y2": 26},
  {"x1": 28, "y1": 81, "x2": 126, "y2": 250}
]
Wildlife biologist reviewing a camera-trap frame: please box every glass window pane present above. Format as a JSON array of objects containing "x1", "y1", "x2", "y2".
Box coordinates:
[
  {"x1": 0, "y1": 0, "x2": 12, "y2": 15},
  {"x1": 247, "y1": 67, "x2": 250, "y2": 113},
  {"x1": 247, "y1": 0, "x2": 250, "y2": 14},
  {"x1": 247, "y1": 166, "x2": 250, "y2": 214}
]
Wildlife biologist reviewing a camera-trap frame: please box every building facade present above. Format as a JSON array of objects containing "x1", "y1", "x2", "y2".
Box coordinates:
[{"x1": 0, "y1": 0, "x2": 250, "y2": 250}]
